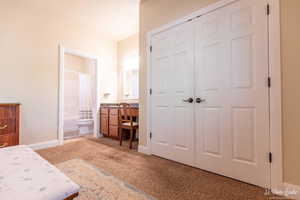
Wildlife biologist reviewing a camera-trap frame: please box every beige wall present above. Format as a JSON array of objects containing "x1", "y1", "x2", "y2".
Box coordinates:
[
  {"x1": 139, "y1": 0, "x2": 300, "y2": 186},
  {"x1": 64, "y1": 54, "x2": 87, "y2": 73},
  {"x1": 280, "y1": 0, "x2": 300, "y2": 186},
  {"x1": 0, "y1": 1, "x2": 118, "y2": 145},
  {"x1": 117, "y1": 34, "x2": 139, "y2": 103}
]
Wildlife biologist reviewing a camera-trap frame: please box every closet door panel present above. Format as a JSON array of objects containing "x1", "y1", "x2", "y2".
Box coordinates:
[
  {"x1": 151, "y1": 21, "x2": 195, "y2": 165},
  {"x1": 194, "y1": 0, "x2": 270, "y2": 188}
]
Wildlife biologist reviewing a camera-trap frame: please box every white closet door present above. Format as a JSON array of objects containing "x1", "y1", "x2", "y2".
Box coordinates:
[
  {"x1": 195, "y1": 0, "x2": 270, "y2": 187},
  {"x1": 151, "y1": 21, "x2": 195, "y2": 165}
]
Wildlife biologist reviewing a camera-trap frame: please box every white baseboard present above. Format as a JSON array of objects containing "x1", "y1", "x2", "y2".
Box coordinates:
[
  {"x1": 28, "y1": 140, "x2": 60, "y2": 151},
  {"x1": 138, "y1": 145, "x2": 151, "y2": 155},
  {"x1": 272, "y1": 183, "x2": 300, "y2": 200}
]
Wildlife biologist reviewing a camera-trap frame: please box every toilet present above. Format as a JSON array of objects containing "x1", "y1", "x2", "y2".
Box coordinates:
[{"x1": 77, "y1": 119, "x2": 94, "y2": 135}]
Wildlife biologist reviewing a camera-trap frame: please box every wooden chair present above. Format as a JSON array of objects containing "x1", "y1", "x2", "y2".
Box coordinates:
[{"x1": 119, "y1": 103, "x2": 138, "y2": 149}]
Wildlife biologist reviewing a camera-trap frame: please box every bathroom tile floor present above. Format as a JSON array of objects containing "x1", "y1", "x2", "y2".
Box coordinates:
[{"x1": 64, "y1": 131, "x2": 92, "y2": 140}]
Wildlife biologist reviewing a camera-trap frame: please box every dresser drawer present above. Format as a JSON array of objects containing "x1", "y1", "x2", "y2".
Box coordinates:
[
  {"x1": 0, "y1": 134, "x2": 18, "y2": 148},
  {"x1": 0, "y1": 106, "x2": 16, "y2": 119},
  {"x1": 0, "y1": 119, "x2": 16, "y2": 135},
  {"x1": 0, "y1": 104, "x2": 19, "y2": 147}
]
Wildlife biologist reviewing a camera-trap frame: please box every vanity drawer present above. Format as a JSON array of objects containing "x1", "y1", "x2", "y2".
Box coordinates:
[
  {"x1": 0, "y1": 119, "x2": 16, "y2": 135},
  {"x1": 109, "y1": 125, "x2": 119, "y2": 138},
  {"x1": 109, "y1": 108, "x2": 118, "y2": 115},
  {"x1": 100, "y1": 115, "x2": 109, "y2": 135},
  {"x1": 109, "y1": 115, "x2": 118, "y2": 126},
  {"x1": 101, "y1": 108, "x2": 109, "y2": 115},
  {"x1": 0, "y1": 106, "x2": 16, "y2": 119}
]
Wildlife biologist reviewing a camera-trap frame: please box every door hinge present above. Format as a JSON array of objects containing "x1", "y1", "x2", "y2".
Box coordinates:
[
  {"x1": 268, "y1": 77, "x2": 271, "y2": 88},
  {"x1": 269, "y1": 152, "x2": 273, "y2": 163},
  {"x1": 267, "y1": 4, "x2": 270, "y2": 15},
  {"x1": 150, "y1": 132, "x2": 152, "y2": 139},
  {"x1": 150, "y1": 46, "x2": 153, "y2": 52},
  {"x1": 150, "y1": 88, "x2": 152, "y2": 95}
]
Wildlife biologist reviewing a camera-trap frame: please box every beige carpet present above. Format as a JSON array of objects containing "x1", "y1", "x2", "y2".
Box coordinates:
[
  {"x1": 56, "y1": 159, "x2": 155, "y2": 200},
  {"x1": 38, "y1": 137, "x2": 278, "y2": 200}
]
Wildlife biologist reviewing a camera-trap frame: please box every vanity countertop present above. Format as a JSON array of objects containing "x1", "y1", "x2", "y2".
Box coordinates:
[{"x1": 100, "y1": 103, "x2": 139, "y2": 108}]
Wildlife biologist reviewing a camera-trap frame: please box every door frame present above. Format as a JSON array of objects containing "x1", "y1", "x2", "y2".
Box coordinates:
[
  {"x1": 58, "y1": 44, "x2": 101, "y2": 145},
  {"x1": 145, "y1": 0, "x2": 282, "y2": 191}
]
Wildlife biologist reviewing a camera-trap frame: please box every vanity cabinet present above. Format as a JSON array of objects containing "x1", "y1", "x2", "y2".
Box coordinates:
[
  {"x1": 100, "y1": 104, "x2": 138, "y2": 140},
  {"x1": 100, "y1": 108, "x2": 109, "y2": 136},
  {"x1": 100, "y1": 107, "x2": 119, "y2": 139},
  {"x1": 108, "y1": 108, "x2": 119, "y2": 138}
]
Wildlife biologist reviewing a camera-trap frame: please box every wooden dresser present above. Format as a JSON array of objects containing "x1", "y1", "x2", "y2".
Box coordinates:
[
  {"x1": 100, "y1": 104, "x2": 138, "y2": 139},
  {"x1": 0, "y1": 104, "x2": 20, "y2": 148}
]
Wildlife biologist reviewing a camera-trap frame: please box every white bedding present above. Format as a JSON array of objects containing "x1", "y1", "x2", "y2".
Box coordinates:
[{"x1": 0, "y1": 145, "x2": 79, "y2": 200}]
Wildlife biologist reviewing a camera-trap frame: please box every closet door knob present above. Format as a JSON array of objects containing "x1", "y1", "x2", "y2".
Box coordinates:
[
  {"x1": 196, "y1": 98, "x2": 206, "y2": 103},
  {"x1": 182, "y1": 97, "x2": 194, "y2": 103}
]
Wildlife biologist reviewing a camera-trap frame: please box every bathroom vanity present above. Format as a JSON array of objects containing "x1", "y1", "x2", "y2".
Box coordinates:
[{"x1": 100, "y1": 103, "x2": 138, "y2": 139}]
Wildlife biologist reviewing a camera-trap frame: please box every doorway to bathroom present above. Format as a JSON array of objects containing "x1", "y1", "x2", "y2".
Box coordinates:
[{"x1": 58, "y1": 46, "x2": 100, "y2": 143}]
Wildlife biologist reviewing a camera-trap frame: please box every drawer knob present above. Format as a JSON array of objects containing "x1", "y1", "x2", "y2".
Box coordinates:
[
  {"x1": 0, "y1": 142, "x2": 8, "y2": 148},
  {"x1": 0, "y1": 125, "x2": 7, "y2": 130}
]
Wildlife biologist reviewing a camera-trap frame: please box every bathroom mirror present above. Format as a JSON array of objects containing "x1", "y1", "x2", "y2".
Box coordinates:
[{"x1": 122, "y1": 53, "x2": 139, "y2": 100}]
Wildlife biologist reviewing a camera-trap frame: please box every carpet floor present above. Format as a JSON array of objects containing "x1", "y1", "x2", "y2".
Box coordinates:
[
  {"x1": 37, "y1": 137, "x2": 274, "y2": 200},
  {"x1": 56, "y1": 159, "x2": 156, "y2": 200}
]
